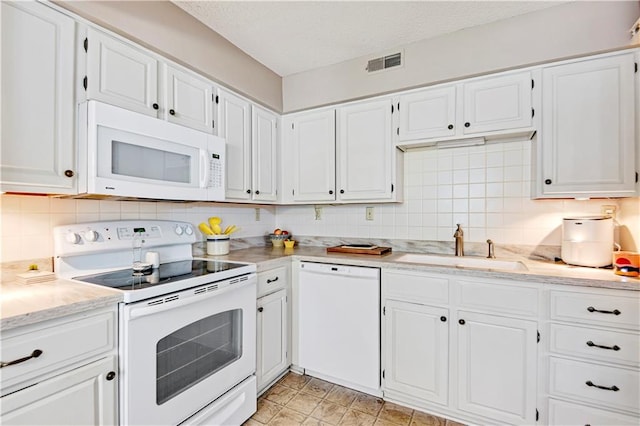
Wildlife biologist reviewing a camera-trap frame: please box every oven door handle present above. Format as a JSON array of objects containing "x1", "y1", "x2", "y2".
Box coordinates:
[{"x1": 127, "y1": 282, "x2": 245, "y2": 319}]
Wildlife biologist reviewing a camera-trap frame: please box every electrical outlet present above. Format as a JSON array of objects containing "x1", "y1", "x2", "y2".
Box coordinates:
[
  {"x1": 366, "y1": 207, "x2": 374, "y2": 221},
  {"x1": 254, "y1": 208, "x2": 260, "y2": 221},
  {"x1": 601, "y1": 204, "x2": 617, "y2": 219},
  {"x1": 314, "y1": 206, "x2": 322, "y2": 220}
]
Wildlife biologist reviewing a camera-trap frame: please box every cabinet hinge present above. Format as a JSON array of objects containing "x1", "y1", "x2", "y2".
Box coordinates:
[
  {"x1": 397, "y1": 102, "x2": 400, "y2": 111},
  {"x1": 537, "y1": 330, "x2": 540, "y2": 343},
  {"x1": 531, "y1": 108, "x2": 535, "y2": 118},
  {"x1": 83, "y1": 76, "x2": 87, "y2": 91},
  {"x1": 396, "y1": 128, "x2": 399, "y2": 136},
  {"x1": 636, "y1": 172, "x2": 638, "y2": 183},
  {"x1": 382, "y1": 370, "x2": 385, "y2": 379},
  {"x1": 83, "y1": 37, "x2": 88, "y2": 53},
  {"x1": 292, "y1": 189, "x2": 295, "y2": 196},
  {"x1": 291, "y1": 123, "x2": 295, "y2": 130},
  {"x1": 391, "y1": 183, "x2": 394, "y2": 193},
  {"x1": 536, "y1": 409, "x2": 539, "y2": 421},
  {"x1": 212, "y1": 120, "x2": 215, "y2": 129},
  {"x1": 215, "y1": 95, "x2": 219, "y2": 104},
  {"x1": 383, "y1": 306, "x2": 386, "y2": 315},
  {"x1": 635, "y1": 62, "x2": 638, "y2": 73},
  {"x1": 531, "y1": 79, "x2": 534, "y2": 90},
  {"x1": 391, "y1": 104, "x2": 394, "y2": 114}
]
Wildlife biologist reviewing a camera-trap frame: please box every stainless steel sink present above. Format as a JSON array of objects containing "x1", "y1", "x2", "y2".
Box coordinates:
[{"x1": 395, "y1": 253, "x2": 528, "y2": 272}]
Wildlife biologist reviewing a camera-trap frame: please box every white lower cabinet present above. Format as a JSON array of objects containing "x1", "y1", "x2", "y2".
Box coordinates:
[
  {"x1": 382, "y1": 269, "x2": 539, "y2": 425},
  {"x1": 456, "y1": 311, "x2": 537, "y2": 424},
  {"x1": 256, "y1": 265, "x2": 290, "y2": 393},
  {"x1": 383, "y1": 300, "x2": 449, "y2": 406},
  {"x1": 1, "y1": 356, "x2": 117, "y2": 426},
  {"x1": 0, "y1": 307, "x2": 118, "y2": 425}
]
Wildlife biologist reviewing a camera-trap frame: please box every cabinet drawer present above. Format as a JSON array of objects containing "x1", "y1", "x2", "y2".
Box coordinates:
[
  {"x1": 548, "y1": 398, "x2": 639, "y2": 426},
  {"x1": 455, "y1": 279, "x2": 538, "y2": 317},
  {"x1": 383, "y1": 270, "x2": 449, "y2": 305},
  {"x1": 550, "y1": 290, "x2": 640, "y2": 330},
  {"x1": 550, "y1": 323, "x2": 640, "y2": 367},
  {"x1": 0, "y1": 309, "x2": 116, "y2": 394},
  {"x1": 257, "y1": 266, "x2": 288, "y2": 297},
  {"x1": 549, "y1": 357, "x2": 639, "y2": 413}
]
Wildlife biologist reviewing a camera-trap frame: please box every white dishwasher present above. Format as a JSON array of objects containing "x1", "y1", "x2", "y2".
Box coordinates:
[{"x1": 298, "y1": 262, "x2": 380, "y2": 395}]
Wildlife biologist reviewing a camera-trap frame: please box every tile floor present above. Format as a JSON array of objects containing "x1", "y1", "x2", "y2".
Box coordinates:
[{"x1": 244, "y1": 373, "x2": 464, "y2": 426}]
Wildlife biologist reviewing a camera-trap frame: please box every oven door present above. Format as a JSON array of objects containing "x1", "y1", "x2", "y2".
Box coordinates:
[{"x1": 120, "y1": 275, "x2": 256, "y2": 426}]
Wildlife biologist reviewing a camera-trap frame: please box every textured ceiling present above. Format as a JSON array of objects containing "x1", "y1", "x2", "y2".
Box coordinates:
[{"x1": 173, "y1": 1, "x2": 567, "y2": 77}]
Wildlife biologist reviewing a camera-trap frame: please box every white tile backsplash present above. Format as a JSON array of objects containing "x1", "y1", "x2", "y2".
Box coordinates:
[{"x1": 1, "y1": 138, "x2": 638, "y2": 262}]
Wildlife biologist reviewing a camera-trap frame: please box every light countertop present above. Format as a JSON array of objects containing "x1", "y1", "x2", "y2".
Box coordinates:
[{"x1": 2, "y1": 245, "x2": 638, "y2": 332}]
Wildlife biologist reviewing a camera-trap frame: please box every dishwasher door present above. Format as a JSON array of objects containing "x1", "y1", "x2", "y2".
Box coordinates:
[{"x1": 298, "y1": 262, "x2": 380, "y2": 394}]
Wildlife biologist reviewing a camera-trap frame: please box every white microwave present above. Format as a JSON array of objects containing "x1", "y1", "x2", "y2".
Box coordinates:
[{"x1": 78, "y1": 101, "x2": 225, "y2": 201}]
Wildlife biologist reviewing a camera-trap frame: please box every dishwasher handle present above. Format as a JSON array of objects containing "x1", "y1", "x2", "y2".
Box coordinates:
[{"x1": 299, "y1": 262, "x2": 379, "y2": 279}]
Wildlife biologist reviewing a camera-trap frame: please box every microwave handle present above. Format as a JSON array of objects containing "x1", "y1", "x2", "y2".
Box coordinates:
[{"x1": 200, "y1": 149, "x2": 210, "y2": 188}]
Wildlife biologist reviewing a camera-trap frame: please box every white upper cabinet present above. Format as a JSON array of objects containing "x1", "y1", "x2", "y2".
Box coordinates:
[
  {"x1": 1, "y1": 1, "x2": 77, "y2": 194},
  {"x1": 218, "y1": 89, "x2": 252, "y2": 200},
  {"x1": 86, "y1": 28, "x2": 215, "y2": 134},
  {"x1": 537, "y1": 53, "x2": 636, "y2": 198},
  {"x1": 252, "y1": 106, "x2": 279, "y2": 202},
  {"x1": 286, "y1": 109, "x2": 337, "y2": 202},
  {"x1": 165, "y1": 64, "x2": 214, "y2": 133},
  {"x1": 462, "y1": 71, "x2": 533, "y2": 134},
  {"x1": 337, "y1": 99, "x2": 395, "y2": 201},
  {"x1": 398, "y1": 71, "x2": 533, "y2": 146},
  {"x1": 399, "y1": 86, "x2": 456, "y2": 141},
  {"x1": 86, "y1": 27, "x2": 159, "y2": 117}
]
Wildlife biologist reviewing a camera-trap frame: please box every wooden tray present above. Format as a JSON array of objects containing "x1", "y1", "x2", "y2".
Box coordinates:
[{"x1": 327, "y1": 245, "x2": 392, "y2": 255}]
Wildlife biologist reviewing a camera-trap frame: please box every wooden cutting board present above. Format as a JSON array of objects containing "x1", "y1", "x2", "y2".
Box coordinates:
[{"x1": 327, "y1": 245, "x2": 392, "y2": 255}]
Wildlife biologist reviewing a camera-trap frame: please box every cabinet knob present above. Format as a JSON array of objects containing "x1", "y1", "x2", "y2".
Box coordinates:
[
  {"x1": 106, "y1": 371, "x2": 116, "y2": 381},
  {"x1": 64, "y1": 170, "x2": 74, "y2": 178},
  {"x1": 464, "y1": 122, "x2": 470, "y2": 128},
  {"x1": 458, "y1": 319, "x2": 466, "y2": 325},
  {"x1": 440, "y1": 316, "x2": 447, "y2": 322},
  {"x1": 255, "y1": 190, "x2": 260, "y2": 195},
  {"x1": 169, "y1": 109, "x2": 176, "y2": 116},
  {"x1": 544, "y1": 179, "x2": 552, "y2": 185},
  {"x1": 246, "y1": 189, "x2": 251, "y2": 194},
  {"x1": 152, "y1": 103, "x2": 159, "y2": 110},
  {"x1": 340, "y1": 189, "x2": 345, "y2": 194},
  {"x1": 258, "y1": 307, "x2": 264, "y2": 313},
  {"x1": 447, "y1": 124, "x2": 453, "y2": 130},
  {"x1": 329, "y1": 190, "x2": 334, "y2": 195}
]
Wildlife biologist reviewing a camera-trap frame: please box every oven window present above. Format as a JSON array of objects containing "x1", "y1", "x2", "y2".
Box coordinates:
[
  {"x1": 156, "y1": 309, "x2": 243, "y2": 405},
  {"x1": 112, "y1": 140, "x2": 191, "y2": 183}
]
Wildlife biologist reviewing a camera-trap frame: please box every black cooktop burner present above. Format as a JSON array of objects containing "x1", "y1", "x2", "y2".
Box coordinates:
[{"x1": 74, "y1": 259, "x2": 247, "y2": 291}]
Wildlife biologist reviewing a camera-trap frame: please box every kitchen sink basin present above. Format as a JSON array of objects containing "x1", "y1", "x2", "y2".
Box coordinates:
[{"x1": 395, "y1": 253, "x2": 528, "y2": 272}]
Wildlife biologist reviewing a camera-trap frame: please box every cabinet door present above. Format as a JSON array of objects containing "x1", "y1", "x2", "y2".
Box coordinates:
[
  {"x1": 462, "y1": 72, "x2": 532, "y2": 134},
  {"x1": 0, "y1": 1, "x2": 76, "y2": 194},
  {"x1": 337, "y1": 99, "x2": 393, "y2": 201},
  {"x1": 86, "y1": 28, "x2": 159, "y2": 117},
  {"x1": 165, "y1": 64, "x2": 214, "y2": 133},
  {"x1": 257, "y1": 289, "x2": 288, "y2": 391},
  {"x1": 1, "y1": 356, "x2": 117, "y2": 425},
  {"x1": 456, "y1": 311, "x2": 537, "y2": 424},
  {"x1": 218, "y1": 89, "x2": 252, "y2": 200},
  {"x1": 384, "y1": 300, "x2": 449, "y2": 405},
  {"x1": 291, "y1": 110, "x2": 336, "y2": 202},
  {"x1": 399, "y1": 86, "x2": 456, "y2": 141},
  {"x1": 539, "y1": 54, "x2": 636, "y2": 197},
  {"x1": 252, "y1": 106, "x2": 278, "y2": 202}
]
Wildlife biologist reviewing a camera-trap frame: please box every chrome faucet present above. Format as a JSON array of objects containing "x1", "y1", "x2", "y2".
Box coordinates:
[
  {"x1": 454, "y1": 224, "x2": 464, "y2": 256},
  {"x1": 486, "y1": 239, "x2": 496, "y2": 259}
]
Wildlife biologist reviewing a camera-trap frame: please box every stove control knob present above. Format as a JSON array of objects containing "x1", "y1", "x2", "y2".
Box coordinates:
[
  {"x1": 174, "y1": 225, "x2": 184, "y2": 236},
  {"x1": 184, "y1": 225, "x2": 193, "y2": 236},
  {"x1": 84, "y1": 230, "x2": 99, "y2": 242},
  {"x1": 66, "y1": 232, "x2": 81, "y2": 244}
]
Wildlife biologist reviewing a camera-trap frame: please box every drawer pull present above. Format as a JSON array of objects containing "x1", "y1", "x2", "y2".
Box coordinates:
[
  {"x1": 587, "y1": 306, "x2": 621, "y2": 315},
  {"x1": 266, "y1": 276, "x2": 279, "y2": 284},
  {"x1": 585, "y1": 380, "x2": 619, "y2": 392},
  {"x1": 586, "y1": 340, "x2": 621, "y2": 351},
  {"x1": 0, "y1": 349, "x2": 43, "y2": 368}
]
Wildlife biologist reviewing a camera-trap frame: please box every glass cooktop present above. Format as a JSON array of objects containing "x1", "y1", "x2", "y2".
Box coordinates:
[{"x1": 74, "y1": 259, "x2": 248, "y2": 291}]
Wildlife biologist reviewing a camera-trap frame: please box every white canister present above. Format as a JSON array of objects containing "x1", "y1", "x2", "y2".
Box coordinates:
[
  {"x1": 561, "y1": 216, "x2": 614, "y2": 267},
  {"x1": 206, "y1": 235, "x2": 230, "y2": 256}
]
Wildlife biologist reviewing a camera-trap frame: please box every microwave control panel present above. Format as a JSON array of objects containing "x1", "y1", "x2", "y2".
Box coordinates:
[{"x1": 208, "y1": 152, "x2": 224, "y2": 188}]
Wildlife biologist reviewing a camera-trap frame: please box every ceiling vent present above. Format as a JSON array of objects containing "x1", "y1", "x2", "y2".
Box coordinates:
[{"x1": 366, "y1": 51, "x2": 403, "y2": 73}]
